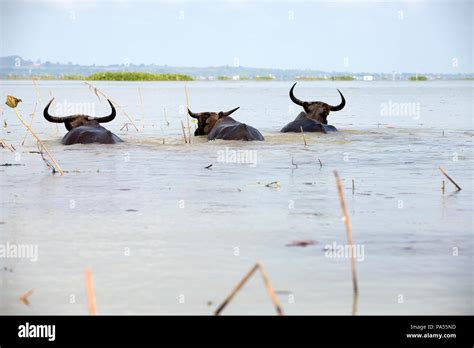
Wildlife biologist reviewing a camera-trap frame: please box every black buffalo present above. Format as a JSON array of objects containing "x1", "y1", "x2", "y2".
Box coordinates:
[
  {"x1": 281, "y1": 82, "x2": 346, "y2": 133},
  {"x1": 188, "y1": 107, "x2": 264, "y2": 141},
  {"x1": 43, "y1": 98, "x2": 122, "y2": 145}
]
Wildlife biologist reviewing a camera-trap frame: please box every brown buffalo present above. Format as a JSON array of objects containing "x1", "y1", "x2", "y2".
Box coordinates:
[
  {"x1": 43, "y1": 98, "x2": 122, "y2": 145},
  {"x1": 281, "y1": 82, "x2": 346, "y2": 133},
  {"x1": 188, "y1": 107, "x2": 264, "y2": 141}
]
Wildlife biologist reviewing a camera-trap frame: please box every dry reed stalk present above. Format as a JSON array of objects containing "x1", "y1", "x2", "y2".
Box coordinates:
[
  {"x1": 163, "y1": 107, "x2": 169, "y2": 127},
  {"x1": 32, "y1": 79, "x2": 57, "y2": 135},
  {"x1": 19, "y1": 289, "x2": 33, "y2": 306},
  {"x1": 84, "y1": 267, "x2": 97, "y2": 315},
  {"x1": 84, "y1": 81, "x2": 139, "y2": 131},
  {"x1": 214, "y1": 262, "x2": 284, "y2": 315},
  {"x1": 184, "y1": 85, "x2": 192, "y2": 143},
  {"x1": 291, "y1": 156, "x2": 298, "y2": 169},
  {"x1": 334, "y1": 170, "x2": 359, "y2": 315},
  {"x1": 10, "y1": 103, "x2": 64, "y2": 175},
  {"x1": 180, "y1": 120, "x2": 188, "y2": 143},
  {"x1": 21, "y1": 102, "x2": 38, "y2": 145},
  {"x1": 32, "y1": 78, "x2": 44, "y2": 107},
  {"x1": 257, "y1": 262, "x2": 284, "y2": 315},
  {"x1": 0, "y1": 139, "x2": 16, "y2": 152},
  {"x1": 37, "y1": 142, "x2": 58, "y2": 174},
  {"x1": 442, "y1": 180, "x2": 445, "y2": 194},
  {"x1": 300, "y1": 126, "x2": 307, "y2": 146},
  {"x1": 352, "y1": 179, "x2": 355, "y2": 195},
  {"x1": 214, "y1": 263, "x2": 259, "y2": 315},
  {"x1": 438, "y1": 166, "x2": 461, "y2": 191},
  {"x1": 138, "y1": 87, "x2": 145, "y2": 129}
]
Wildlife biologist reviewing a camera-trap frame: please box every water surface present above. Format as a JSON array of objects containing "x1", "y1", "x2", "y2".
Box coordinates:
[{"x1": 0, "y1": 80, "x2": 472, "y2": 315}]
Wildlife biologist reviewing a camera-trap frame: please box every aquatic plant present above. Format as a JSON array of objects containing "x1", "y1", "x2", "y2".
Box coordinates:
[
  {"x1": 254, "y1": 76, "x2": 274, "y2": 81},
  {"x1": 409, "y1": 75, "x2": 428, "y2": 81},
  {"x1": 87, "y1": 72, "x2": 194, "y2": 81}
]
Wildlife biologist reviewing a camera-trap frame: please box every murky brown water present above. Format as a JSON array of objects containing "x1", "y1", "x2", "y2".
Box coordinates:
[{"x1": 0, "y1": 80, "x2": 472, "y2": 314}]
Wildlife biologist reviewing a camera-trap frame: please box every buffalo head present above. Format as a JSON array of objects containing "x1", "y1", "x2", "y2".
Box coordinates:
[
  {"x1": 289, "y1": 82, "x2": 345, "y2": 124},
  {"x1": 187, "y1": 107, "x2": 240, "y2": 135},
  {"x1": 43, "y1": 98, "x2": 116, "y2": 131}
]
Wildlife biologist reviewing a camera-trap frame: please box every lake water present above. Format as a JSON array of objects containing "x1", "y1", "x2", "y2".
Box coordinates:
[{"x1": 0, "y1": 80, "x2": 472, "y2": 315}]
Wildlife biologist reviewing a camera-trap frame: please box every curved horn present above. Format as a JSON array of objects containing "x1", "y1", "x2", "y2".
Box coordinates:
[
  {"x1": 187, "y1": 108, "x2": 206, "y2": 119},
  {"x1": 43, "y1": 98, "x2": 76, "y2": 123},
  {"x1": 222, "y1": 107, "x2": 240, "y2": 117},
  {"x1": 94, "y1": 99, "x2": 116, "y2": 123},
  {"x1": 289, "y1": 82, "x2": 305, "y2": 107},
  {"x1": 330, "y1": 89, "x2": 346, "y2": 112}
]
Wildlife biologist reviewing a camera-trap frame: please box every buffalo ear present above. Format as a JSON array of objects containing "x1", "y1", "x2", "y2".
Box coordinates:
[{"x1": 218, "y1": 111, "x2": 225, "y2": 119}]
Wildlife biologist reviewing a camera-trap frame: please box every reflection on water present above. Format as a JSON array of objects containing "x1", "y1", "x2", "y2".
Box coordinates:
[{"x1": 0, "y1": 81, "x2": 472, "y2": 315}]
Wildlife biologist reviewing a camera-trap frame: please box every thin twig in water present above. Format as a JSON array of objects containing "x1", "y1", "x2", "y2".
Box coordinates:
[
  {"x1": 84, "y1": 81, "x2": 139, "y2": 131},
  {"x1": 214, "y1": 262, "x2": 283, "y2": 315},
  {"x1": 442, "y1": 180, "x2": 445, "y2": 194},
  {"x1": 84, "y1": 267, "x2": 97, "y2": 315},
  {"x1": 163, "y1": 107, "x2": 169, "y2": 127},
  {"x1": 120, "y1": 123, "x2": 130, "y2": 131},
  {"x1": 265, "y1": 181, "x2": 280, "y2": 188},
  {"x1": 352, "y1": 179, "x2": 355, "y2": 195},
  {"x1": 21, "y1": 102, "x2": 38, "y2": 145},
  {"x1": 180, "y1": 120, "x2": 188, "y2": 143},
  {"x1": 257, "y1": 262, "x2": 284, "y2": 315},
  {"x1": 318, "y1": 158, "x2": 323, "y2": 168},
  {"x1": 0, "y1": 139, "x2": 16, "y2": 152},
  {"x1": 7, "y1": 99, "x2": 64, "y2": 175},
  {"x1": 300, "y1": 126, "x2": 307, "y2": 146},
  {"x1": 291, "y1": 156, "x2": 298, "y2": 169},
  {"x1": 37, "y1": 142, "x2": 57, "y2": 174},
  {"x1": 205, "y1": 164, "x2": 213, "y2": 169},
  {"x1": 334, "y1": 170, "x2": 359, "y2": 315},
  {"x1": 32, "y1": 78, "x2": 44, "y2": 107},
  {"x1": 185, "y1": 85, "x2": 192, "y2": 143},
  {"x1": 438, "y1": 166, "x2": 461, "y2": 191}
]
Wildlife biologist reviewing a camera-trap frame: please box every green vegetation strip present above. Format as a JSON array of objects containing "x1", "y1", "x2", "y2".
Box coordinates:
[
  {"x1": 87, "y1": 72, "x2": 194, "y2": 81},
  {"x1": 409, "y1": 75, "x2": 428, "y2": 81}
]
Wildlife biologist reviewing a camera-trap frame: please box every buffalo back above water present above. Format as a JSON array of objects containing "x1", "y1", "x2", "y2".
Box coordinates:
[
  {"x1": 43, "y1": 98, "x2": 122, "y2": 145},
  {"x1": 280, "y1": 112, "x2": 337, "y2": 133},
  {"x1": 188, "y1": 107, "x2": 264, "y2": 141},
  {"x1": 208, "y1": 117, "x2": 264, "y2": 141}
]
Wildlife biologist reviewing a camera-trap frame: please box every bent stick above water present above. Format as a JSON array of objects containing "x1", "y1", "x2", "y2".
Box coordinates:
[
  {"x1": 438, "y1": 166, "x2": 462, "y2": 191},
  {"x1": 84, "y1": 81, "x2": 139, "y2": 131},
  {"x1": 13, "y1": 107, "x2": 64, "y2": 176},
  {"x1": 334, "y1": 170, "x2": 359, "y2": 315}
]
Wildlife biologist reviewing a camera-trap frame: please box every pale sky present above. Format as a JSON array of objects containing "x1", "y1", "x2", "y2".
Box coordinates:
[{"x1": 0, "y1": 0, "x2": 472, "y2": 73}]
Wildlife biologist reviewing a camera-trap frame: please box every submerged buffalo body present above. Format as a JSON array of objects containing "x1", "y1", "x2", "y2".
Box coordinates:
[
  {"x1": 281, "y1": 83, "x2": 346, "y2": 133},
  {"x1": 43, "y1": 98, "x2": 122, "y2": 145},
  {"x1": 61, "y1": 124, "x2": 122, "y2": 145},
  {"x1": 188, "y1": 107, "x2": 264, "y2": 141},
  {"x1": 280, "y1": 112, "x2": 337, "y2": 133}
]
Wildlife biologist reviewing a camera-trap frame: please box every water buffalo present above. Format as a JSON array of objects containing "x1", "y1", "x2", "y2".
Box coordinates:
[
  {"x1": 187, "y1": 107, "x2": 264, "y2": 141},
  {"x1": 281, "y1": 82, "x2": 346, "y2": 133},
  {"x1": 43, "y1": 98, "x2": 122, "y2": 145}
]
